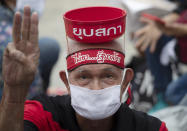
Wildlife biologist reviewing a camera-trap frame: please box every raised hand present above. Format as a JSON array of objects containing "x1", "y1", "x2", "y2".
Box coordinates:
[
  {"x1": 0, "y1": 7, "x2": 39, "y2": 130},
  {"x1": 2, "y1": 6, "x2": 39, "y2": 93},
  {"x1": 134, "y1": 17, "x2": 162, "y2": 53}
]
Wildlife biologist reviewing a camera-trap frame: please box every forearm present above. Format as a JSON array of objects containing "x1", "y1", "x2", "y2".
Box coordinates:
[
  {"x1": 0, "y1": 102, "x2": 25, "y2": 131},
  {"x1": 162, "y1": 13, "x2": 179, "y2": 23},
  {"x1": 174, "y1": 24, "x2": 187, "y2": 36},
  {"x1": 0, "y1": 84, "x2": 28, "y2": 131},
  {"x1": 164, "y1": 23, "x2": 187, "y2": 37}
]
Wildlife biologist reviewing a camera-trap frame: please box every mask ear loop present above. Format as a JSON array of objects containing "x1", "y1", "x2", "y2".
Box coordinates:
[
  {"x1": 65, "y1": 69, "x2": 72, "y2": 96},
  {"x1": 65, "y1": 69, "x2": 70, "y2": 83},
  {"x1": 121, "y1": 82, "x2": 131, "y2": 103},
  {"x1": 121, "y1": 69, "x2": 132, "y2": 104},
  {"x1": 120, "y1": 68, "x2": 126, "y2": 85},
  {"x1": 125, "y1": 83, "x2": 132, "y2": 105}
]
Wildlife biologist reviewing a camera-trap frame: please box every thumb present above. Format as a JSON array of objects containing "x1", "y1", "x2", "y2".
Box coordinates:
[{"x1": 6, "y1": 43, "x2": 27, "y2": 64}]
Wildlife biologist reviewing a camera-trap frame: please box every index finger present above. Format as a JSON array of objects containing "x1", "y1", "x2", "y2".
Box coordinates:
[{"x1": 13, "y1": 12, "x2": 22, "y2": 46}]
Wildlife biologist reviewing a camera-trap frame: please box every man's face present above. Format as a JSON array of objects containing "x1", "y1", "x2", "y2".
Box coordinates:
[{"x1": 68, "y1": 64, "x2": 123, "y2": 90}]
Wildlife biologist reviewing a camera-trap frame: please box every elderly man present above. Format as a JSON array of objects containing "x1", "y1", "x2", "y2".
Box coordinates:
[{"x1": 0, "y1": 6, "x2": 167, "y2": 131}]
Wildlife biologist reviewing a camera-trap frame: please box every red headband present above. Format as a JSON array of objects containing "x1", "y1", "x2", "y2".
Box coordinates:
[{"x1": 66, "y1": 48, "x2": 125, "y2": 71}]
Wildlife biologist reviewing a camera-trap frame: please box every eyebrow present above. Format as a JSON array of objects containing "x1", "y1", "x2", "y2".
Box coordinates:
[
  {"x1": 102, "y1": 68, "x2": 117, "y2": 73},
  {"x1": 76, "y1": 67, "x2": 117, "y2": 74},
  {"x1": 77, "y1": 69, "x2": 90, "y2": 74}
]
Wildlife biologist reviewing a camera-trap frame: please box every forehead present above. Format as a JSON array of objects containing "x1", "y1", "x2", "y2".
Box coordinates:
[
  {"x1": 70, "y1": 64, "x2": 123, "y2": 74},
  {"x1": 67, "y1": 39, "x2": 124, "y2": 55}
]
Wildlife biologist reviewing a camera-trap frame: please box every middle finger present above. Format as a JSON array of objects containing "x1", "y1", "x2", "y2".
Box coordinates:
[{"x1": 21, "y1": 6, "x2": 31, "y2": 41}]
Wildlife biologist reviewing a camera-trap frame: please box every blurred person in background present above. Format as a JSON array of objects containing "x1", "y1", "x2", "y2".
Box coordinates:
[
  {"x1": 134, "y1": 0, "x2": 187, "y2": 112},
  {"x1": 0, "y1": 0, "x2": 60, "y2": 99},
  {"x1": 0, "y1": 0, "x2": 16, "y2": 98}
]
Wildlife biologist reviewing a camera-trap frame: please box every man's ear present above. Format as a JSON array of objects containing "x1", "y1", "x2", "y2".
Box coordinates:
[
  {"x1": 121, "y1": 68, "x2": 134, "y2": 94},
  {"x1": 59, "y1": 70, "x2": 70, "y2": 93}
]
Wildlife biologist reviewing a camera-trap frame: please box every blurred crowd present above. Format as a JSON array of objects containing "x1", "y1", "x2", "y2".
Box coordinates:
[
  {"x1": 119, "y1": 0, "x2": 187, "y2": 130},
  {"x1": 123, "y1": 0, "x2": 187, "y2": 112}
]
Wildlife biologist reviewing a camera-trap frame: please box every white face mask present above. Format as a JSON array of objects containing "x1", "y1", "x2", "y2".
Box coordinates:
[
  {"x1": 67, "y1": 69, "x2": 129, "y2": 120},
  {"x1": 70, "y1": 84, "x2": 121, "y2": 120}
]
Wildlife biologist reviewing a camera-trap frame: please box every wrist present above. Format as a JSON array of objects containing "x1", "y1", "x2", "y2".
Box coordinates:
[
  {"x1": 162, "y1": 13, "x2": 179, "y2": 23},
  {"x1": 2, "y1": 83, "x2": 29, "y2": 103}
]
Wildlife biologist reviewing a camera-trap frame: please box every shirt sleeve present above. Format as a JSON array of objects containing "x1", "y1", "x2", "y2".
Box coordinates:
[
  {"x1": 24, "y1": 100, "x2": 66, "y2": 131},
  {"x1": 159, "y1": 122, "x2": 168, "y2": 131},
  {"x1": 24, "y1": 100, "x2": 49, "y2": 131}
]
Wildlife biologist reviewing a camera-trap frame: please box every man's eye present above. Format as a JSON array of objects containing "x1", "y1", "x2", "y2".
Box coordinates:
[
  {"x1": 106, "y1": 74, "x2": 113, "y2": 79},
  {"x1": 80, "y1": 75, "x2": 87, "y2": 79}
]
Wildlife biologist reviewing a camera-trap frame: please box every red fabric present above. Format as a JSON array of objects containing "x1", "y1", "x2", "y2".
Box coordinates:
[
  {"x1": 67, "y1": 48, "x2": 125, "y2": 71},
  {"x1": 177, "y1": 10, "x2": 187, "y2": 63},
  {"x1": 159, "y1": 122, "x2": 168, "y2": 131},
  {"x1": 24, "y1": 100, "x2": 68, "y2": 131}
]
